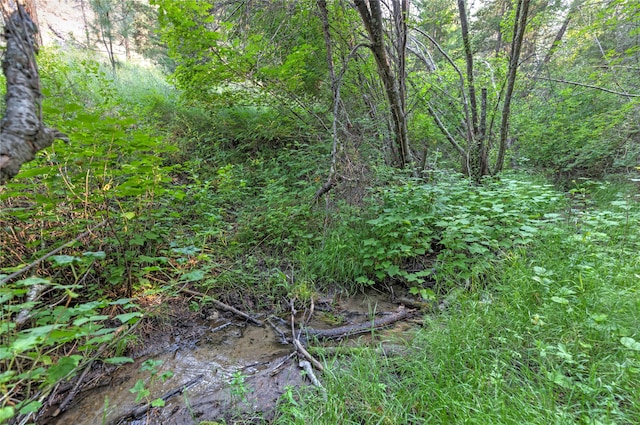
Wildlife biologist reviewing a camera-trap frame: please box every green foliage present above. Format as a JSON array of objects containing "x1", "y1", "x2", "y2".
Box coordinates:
[
  {"x1": 0, "y1": 276, "x2": 139, "y2": 422},
  {"x1": 513, "y1": 87, "x2": 639, "y2": 179},
  {"x1": 274, "y1": 181, "x2": 640, "y2": 424},
  {"x1": 130, "y1": 359, "x2": 173, "y2": 406},
  {"x1": 357, "y1": 172, "x2": 563, "y2": 288}
]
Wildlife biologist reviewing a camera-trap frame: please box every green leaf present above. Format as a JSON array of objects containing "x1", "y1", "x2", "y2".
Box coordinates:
[
  {"x1": 114, "y1": 312, "x2": 143, "y2": 324},
  {"x1": 385, "y1": 264, "x2": 401, "y2": 277},
  {"x1": 50, "y1": 255, "x2": 80, "y2": 266},
  {"x1": 151, "y1": 398, "x2": 166, "y2": 407},
  {"x1": 103, "y1": 356, "x2": 135, "y2": 365},
  {"x1": 122, "y1": 212, "x2": 136, "y2": 220},
  {"x1": 550, "y1": 296, "x2": 569, "y2": 305},
  {"x1": 83, "y1": 251, "x2": 106, "y2": 260},
  {"x1": 130, "y1": 379, "x2": 150, "y2": 402},
  {"x1": 620, "y1": 337, "x2": 640, "y2": 351},
  {"x1": 172, "y1": 246, "x2": 200, "y2": 256},
  {"x1": 46, "y1": 355, "x2": 82, "y2": 384},
  {"x1": 109, "y1": 298, "x2": 135, "y2": 305},
  {"x1": 180, "y1": 269, "x2": 205, "y2": 282},
  {"x1": 0, "y1": 406, "x2": 16, "y2": 422},
  {"x1": 18, "y1": 400, "x2": 42, "y2": 415}
]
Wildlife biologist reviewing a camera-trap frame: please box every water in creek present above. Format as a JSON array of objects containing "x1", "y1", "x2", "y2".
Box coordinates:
[{"x1": 42, "y1": 289, "x2": 416, "y2": 425}]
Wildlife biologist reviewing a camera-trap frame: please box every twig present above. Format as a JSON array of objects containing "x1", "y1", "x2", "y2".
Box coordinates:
[
  {"x1": 289, "y1": 299, "x2": 324, "y2": 371},
  {"x1": 108, "y1": 374, "x2": 203, "y2": 425},
  {"x1": 299, "y1": 360, "x2": 323, "y2": 388},
  {"x1": 267, "y1": 316, "x2": 290, "y2": 345},
  {"x1": 270, "y1": 352, "x2": 296, "y2": 376},
  {"x1": 533, "y1": 76, "x2": 640, "y2": 97},
  {"x1": 0, "y1": 219, "x2": 108, "y2": 286},
  {"x1": 180, "y1": 288, "x2": 263, "y2": 327},
  {"x1": 293, "y1": 338, "x2": 324, "y2": 372},
  {"x1": 51, "y1": 360, "x2": 94, "y2": 417}
]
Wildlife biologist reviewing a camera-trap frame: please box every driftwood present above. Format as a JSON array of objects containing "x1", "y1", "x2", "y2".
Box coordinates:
[
  {"x1": 0, "y1": 4, "x2": 67, "y2": 184},
  {"x1": 303, "y1": 307, "x2": 414, "y2": 340},
  {"x1": 108, "y1": 374, "x2": 203, "y2": 425},
  {"x1": 180, "y1": 288, "x2": 263, "y2": 327}
]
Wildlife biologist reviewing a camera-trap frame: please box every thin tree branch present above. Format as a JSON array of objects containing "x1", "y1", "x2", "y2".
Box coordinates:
[
  {"x1": 533, "y1": 77, "x2": 640, "y2": 98},
  {"x1": 0, "y1": 219, "x2": 109, "y2": 286}
]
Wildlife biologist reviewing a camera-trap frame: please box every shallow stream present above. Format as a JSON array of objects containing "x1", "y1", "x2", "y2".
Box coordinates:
[{"x1": 42, "y1": 289, "x2": 416, "y2": 425}]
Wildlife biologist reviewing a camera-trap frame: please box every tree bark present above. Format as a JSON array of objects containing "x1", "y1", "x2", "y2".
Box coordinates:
[
  {"x1": 494, "y1": 0, "x2": 531, "y2": 174},
  {"x1": 354, "y1": 0, "x2": 412, "y2": 168},
  {"x1": 0, "y1": 3, "x2": 67, "y2": 184},
  {"x1": 457, "y1": 0, "x2": 478, "y2": 137}
]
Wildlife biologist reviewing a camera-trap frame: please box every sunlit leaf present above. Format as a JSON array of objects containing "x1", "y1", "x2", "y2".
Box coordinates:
[
  {"x1": 620, "y1": 337, "x2": 640, "y2": 351},
  {"x1": 114, "y1": 312, "x2": 143, "y2": 324}
]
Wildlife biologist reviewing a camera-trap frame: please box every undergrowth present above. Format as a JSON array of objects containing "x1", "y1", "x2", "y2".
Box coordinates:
[
  {"x1": 274, "y1": 181, "x2": 640, "y2": 424},
  {"x1": 2, "y1": 46, "x2": 639, "y2": 424}
]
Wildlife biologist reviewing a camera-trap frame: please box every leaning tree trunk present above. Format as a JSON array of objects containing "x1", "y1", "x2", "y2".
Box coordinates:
[
  {"x1": 0, "y1": 3, "x2": 67, "y2": 184},
  {"x1": 354, "y1": 0, "x2": 412, "y2": 168}
]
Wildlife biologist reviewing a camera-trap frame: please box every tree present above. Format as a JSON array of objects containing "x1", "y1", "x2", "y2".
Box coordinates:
[
  {"x1": 354, "y1": 0, "x2": 412, "y2": 168},
  {"x1": 414, "y1": 0, "x2": 531, "y2": 182},
  {"x1": 0, "y1": 1, "x2": 67, "y2": 184}
]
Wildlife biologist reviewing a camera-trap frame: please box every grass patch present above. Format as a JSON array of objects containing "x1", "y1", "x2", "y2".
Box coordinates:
[{"x1": 274, "y1": 182, "x2": 640, "y2": 424}]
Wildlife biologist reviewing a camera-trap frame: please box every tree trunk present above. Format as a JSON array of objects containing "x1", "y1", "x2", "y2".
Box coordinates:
[
  {"x1": 457, "y1": 0, "x2": 478, "y2": 136},
  {"x1": 0, "y1": 3, "x2": 67, "y2": 184},
  {"x1": 354, "y1": 0, "x2": 412, "y2": 168},
  {"x1": 494, "y1": 0, "x2": 531, "y2": 174},
  {"x1": 19, "y1": 0, "x2": 42, "y2": 47}
]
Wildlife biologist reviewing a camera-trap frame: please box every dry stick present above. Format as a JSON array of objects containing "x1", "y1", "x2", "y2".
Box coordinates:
[
  {"x1": 0, "y1": 219, "x2": 108, "y2": 286},
  {"x1": 289, "y1": 299, "x2": 324, "y2": 372},
  {"x1": 293, "y1": 338, "x2": 324, "y2": 372},
  {"x1": 108, "y1": 374, "x2": 204, "y2": 425},
  {"x1": 533, "y1": 76, "x2": 640, "y2": 98},
  {"x1": 180, "y1": 288, "x2": 263, "y2": 327},
  {"x1": 267, "y1": 316, "x2": 290, "y2": 345},
  {"x1": 51, "y1": 360, "x2": 94, "y2": 417}
]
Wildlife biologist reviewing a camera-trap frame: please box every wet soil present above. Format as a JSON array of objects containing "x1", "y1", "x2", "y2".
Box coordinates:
[{"x1": 39, "y1": 288, "x2": 422, "y2": 425}]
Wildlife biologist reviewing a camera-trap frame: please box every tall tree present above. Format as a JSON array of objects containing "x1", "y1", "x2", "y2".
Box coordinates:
[{"x1": 0, "y1": 1, "x2": 67, "y2": 184}]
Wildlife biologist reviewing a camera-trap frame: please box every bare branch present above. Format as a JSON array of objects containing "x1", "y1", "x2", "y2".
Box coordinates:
[{"x1": 533, "y1": 77, "x2": 640, "y2": 98}]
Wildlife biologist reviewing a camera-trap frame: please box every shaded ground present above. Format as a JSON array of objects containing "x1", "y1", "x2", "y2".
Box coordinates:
[{"x1": 38, "y1": 288, "x2": 421, "y2": 425}]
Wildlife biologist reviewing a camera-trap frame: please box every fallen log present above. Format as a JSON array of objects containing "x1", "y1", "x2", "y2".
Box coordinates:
[{"x1": 303, "y1": 307, "x2": 414, "y2": 340}]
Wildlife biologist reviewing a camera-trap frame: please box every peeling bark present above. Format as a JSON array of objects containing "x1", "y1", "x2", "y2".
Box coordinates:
[{"x1": 0, "y1": 4, "x2": 67, "y2": 184}]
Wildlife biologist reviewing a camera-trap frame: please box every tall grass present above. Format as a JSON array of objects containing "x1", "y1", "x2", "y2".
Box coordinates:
[{"x1": 274, "y1": 178, "x2": 640, "y2": 424}]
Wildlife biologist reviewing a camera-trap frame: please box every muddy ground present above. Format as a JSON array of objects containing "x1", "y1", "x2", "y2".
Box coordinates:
[{"x1": 35, "y1": 287, "x2": 424, "y2": 425}]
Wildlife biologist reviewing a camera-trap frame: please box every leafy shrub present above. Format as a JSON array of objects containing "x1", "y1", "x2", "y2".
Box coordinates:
[{"x1": 357, "y1": 172, "x2": 564, "y2": 289}]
